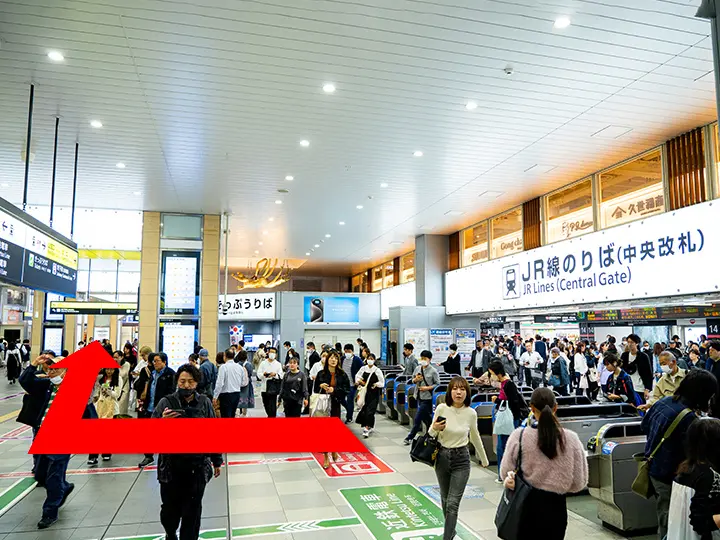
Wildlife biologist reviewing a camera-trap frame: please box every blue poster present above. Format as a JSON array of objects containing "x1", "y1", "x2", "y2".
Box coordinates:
[
  {"x1": 381, "y1": 320, "x2": 389, "y2": 361},
  {"x1": 304, "y1": 296, "x2": 360, "y2": 324}
]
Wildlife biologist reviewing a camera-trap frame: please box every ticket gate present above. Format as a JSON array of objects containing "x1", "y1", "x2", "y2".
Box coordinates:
[
  {"x1": 470, "y1": 395, "x2": 497, "y2": 464},
  {"x1": 394, "y1": 378, "x2": 410, "y2": 426},
  {"x1": 587, "y1": 422, "x2": 656, "y2": 532},
  {"x1": 556, "y1": 404, "x2": 639, "y2": 447},
  {"x1": 377, "y1": 367, "x2": 402, "y2": 415},
  {"x1": 555, "y1": 395, "x2": 592, "y2": 407},
  {"x1": 383, "y1": 373, "x2": 402, "y2": 419}
]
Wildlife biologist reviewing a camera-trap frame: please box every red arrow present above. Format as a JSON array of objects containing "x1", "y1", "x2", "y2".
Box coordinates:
[{"x1": 30, "y1": 342, "x2": 366, "y2": 454}]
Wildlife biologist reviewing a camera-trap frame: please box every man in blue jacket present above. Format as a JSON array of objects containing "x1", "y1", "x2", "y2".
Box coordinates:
[{"x1": 342, "y1": 344, "x2": 364, "y2": 423}]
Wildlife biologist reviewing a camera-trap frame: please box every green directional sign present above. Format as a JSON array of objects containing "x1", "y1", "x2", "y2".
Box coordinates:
[
  {"x1": 340, "y1": 483, "x2": 481, "y2": 540},
  {"x1": 102, "y1": 517, "x2": 361, "y2": 540}
]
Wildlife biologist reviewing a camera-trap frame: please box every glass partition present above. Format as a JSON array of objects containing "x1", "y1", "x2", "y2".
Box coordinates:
[
  {"x1": 371, "y1": 265, "x2": 384, "y2": 292},
  {"x1": 491, "y1": 207, "x2": 523, "y2": 259},
  {"x1": 599, "y1": 149, "x2": 664, "y2": 228},
  {"x1": 546, "y1": 178, "x2": 594, "y2": 243},
  {"x1": 351, "y1": 273, "x2": 368, "y2": 293},
  {"x1": 399, "y1": 252, "x2": 415, "y2": 283},
  {"x1": 383, "y1": 262, "x2": 395, "y2": 289},
  {"x1": 462, "y1": 221, "x2": 489, "y2": 267}
]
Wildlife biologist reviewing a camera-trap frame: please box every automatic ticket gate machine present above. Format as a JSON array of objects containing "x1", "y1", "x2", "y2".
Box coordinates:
[
  {"x1": 386, "y1": 376, "x2": 408, "y2": 421},
  {"x1": 394, "y1": 378, "x2": 411, "y2": 425},
  {"x1": 556, "y1": 403, "x2": 639, "y2": 446},
  {"x1": 378, "y1": 367, "x2": 402, "y2": 415},
  {"x1": 470, "y1": 393, "x2": 497, "y2": 464},
  {"x1": 383, "y1": 373, "x2": 402, "y2": 418},
  {"x1": 587, "y1": 422, "x2": 657, "y2": 533}
]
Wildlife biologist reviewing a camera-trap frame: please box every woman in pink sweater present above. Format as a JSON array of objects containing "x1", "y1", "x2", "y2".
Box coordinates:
[{"x1": 499, "y1": 387, "x2": 588, "y2": 539}]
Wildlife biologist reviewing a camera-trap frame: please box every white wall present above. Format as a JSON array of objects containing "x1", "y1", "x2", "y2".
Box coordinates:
[{"x1": 304, "y1": 329, "x2": 380, "y2": 355}]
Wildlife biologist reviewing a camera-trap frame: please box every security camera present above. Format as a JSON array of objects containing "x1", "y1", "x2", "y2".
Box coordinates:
[{"x1": 504, "y1": 66, "x2": 514, "y2": 76}]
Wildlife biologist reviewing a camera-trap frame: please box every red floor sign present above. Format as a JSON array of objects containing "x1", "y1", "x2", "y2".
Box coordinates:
[{"x1": 312, "y1": 451, "x2": 394, "y2": 478}]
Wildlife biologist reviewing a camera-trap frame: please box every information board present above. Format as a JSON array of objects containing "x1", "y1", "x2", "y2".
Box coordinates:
[
  {"x1": 159, "y1": 320, "x2": 198, "y2": 370},
  {"x1": 160, "y1": 252, "x2": 200, "y2": 315},
  {"x1": 42, "y1": 327, "x2": 63, "y2": 356},
  {"x1": 429, "y1": 328, "x2": 453, "y2": 356},
  {"x1": 454, "y1": 328, "x2": 477, "y2": 362},
  {"x1": 404, "y1": 328, "x2": 428, "y2": 351},
  {"x1": 50, "y1": 301, "x2": 138, "y2": 315}
]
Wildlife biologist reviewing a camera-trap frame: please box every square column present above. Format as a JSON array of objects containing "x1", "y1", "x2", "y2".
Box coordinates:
[{"x1": 415, "y1": 234, "x2": 449, "y2": 307}]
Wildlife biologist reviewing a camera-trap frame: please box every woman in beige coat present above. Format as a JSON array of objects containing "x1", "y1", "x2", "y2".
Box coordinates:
[{"x1": 114, "y1": 350, "x2": 131, "y2": 416}]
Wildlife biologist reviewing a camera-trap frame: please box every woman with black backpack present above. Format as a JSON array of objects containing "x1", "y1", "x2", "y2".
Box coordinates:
[{"x1": 279, "y1": 356, "x2": 308, "y2": 417}]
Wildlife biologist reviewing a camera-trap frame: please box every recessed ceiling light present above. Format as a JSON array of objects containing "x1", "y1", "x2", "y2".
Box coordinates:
[
  {"x1": 90, "y1": 120, "x2": 103, "y2": 128},
  {"x1": 445, "y1": 210, "x2": 465, "y2": 216},
  {"x1": 380, "y1": 183, "x2": 388, "y2": 188},
  {"x1": 356, "y1": 205, "x2": 363, "y2": 210},
  {"x1": 325, "y1": 234, "x2": 331, "y2": 238},
  {"x1": 47, "y1": 51, "x2": 65, "y2": 62},
  {"x1": 254, "y1": 250, "x2": 259, "y2": 254},
  {"x1": 554, "y1": 16, "x2": 571, "y2": 28},
  {"x1": 263, "y1": 230, "x2": 269, "y2": 235},
  {"x1": 305, "y1": 252, "x2": 311, "y2": 256},
  {"x1": 314, "y1": 244, "x2": 320, "y2": 248},
  {"x1": 322, "y1": 83, "x2": 336, "y2": 93},
  {"x1": 258, "y1": 242, "x2": 263, "y2": 246},
  {"x1": 133, "y1": 191, "x2": 142, "y2": 196},
  {"x1": 339, "y1": 221, "x2": 345, "y2": 225},
  {"x1": 275, "y1": 200, "x2": 282, "y2": 205},
  {"x1": 116, "y1": 162, "x2": 126, "y2": 169},
  {"x1": 413, "y1": 150, "x2": 423, "y2": 157},
  {"x1": 268, "y1": 217, "x2": 274, "y2": 222},
  {"x1": 465, "y1": 101, "x2": 478, "y2": 111},
  {"x1": 285, "y1": 175, "x2": 294, "y2": 181},
  {"x1": 299, "y1": 140, "x2": 310, "y2": 147}
]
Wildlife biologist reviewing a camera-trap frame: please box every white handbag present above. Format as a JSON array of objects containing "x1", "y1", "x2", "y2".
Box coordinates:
[{"x1": 309, "y1": 394, "x2": 331, "y2": 417}]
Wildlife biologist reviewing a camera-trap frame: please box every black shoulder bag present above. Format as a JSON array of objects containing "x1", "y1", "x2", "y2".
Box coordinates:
[{"x1": 494, "y1": 429, "x2": 536, "y2": 540}]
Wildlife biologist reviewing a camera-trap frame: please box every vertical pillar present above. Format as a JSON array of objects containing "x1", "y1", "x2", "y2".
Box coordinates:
[
  {"x1": 697, "y1": 3, "x2": 720, "y2": 121},
  {"x1": 109, "y1": 315, "x2": 118, "y2": 349},
  {"x1": 200, "y1": 215, "x2": 220, "y2": 357},
  {"x1": 64, "y1": 314, "x2": 76, "y2": 353},
  {"x1": 139, "y1": 212, "x2": 161, "y2": 349},
  {"x1": 415, "y1": 235, "x2": 449, "y2": 307},
  {"x1": 31, "y1": 291, "x2": 44, "y2": 353},
  {"x1": 87, "y1": 315, "x2": 95, "y2": 341}
]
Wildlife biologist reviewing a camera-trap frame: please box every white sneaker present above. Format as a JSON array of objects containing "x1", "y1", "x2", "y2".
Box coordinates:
[{"x1": 362, "y1": 429, "x2": 369, "y2": 438}]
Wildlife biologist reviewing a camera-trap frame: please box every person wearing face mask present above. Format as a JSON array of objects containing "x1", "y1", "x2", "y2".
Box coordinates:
[
  {"x1": 402, "y1": 343, "x2": 418, "y2": 377},
  {"x1": 355, "y1": 353, "x2": 385, "y2": 438},
  {"x1": 153, "y1": 363, "x2": 223, "y2": 540},
  {"x1": 305, "y1": 342, "x2": 321, "y2": 372},
  {"x1": 213, "y1": 349, "x2": 249, "y2": 419},
  {"x1": 279, "y1": 357, "x2": 308, "y2": 418},
  {"x1": 621, "y1": 334, "x2": 653, "y2": 403},
  {"x1": 403, "y1": 350, "x2": 440, "y2": 446},
  {"x1": 641, "y1": 370, "x2": 718, "y2": 539},
  {"x1": 547, "y1": 347, "x2": 570, "y2": 396},
  {"x1": 341, "y1": 344, "x2": 364, "y2": 424},
  {"x1": 639, "y1": 351, "x2": 688, "y2": 412},
  {"x1": 18, "y1": 355, "x2": 74, "y2": 530},
  {"x1": 257, "y1": 346, "x2": 284, "y2": 418},
  {"x1": 466, "y1": 340, "x2": 485, "y2": 379},
  {"x1": 438, "y1": 344, "x2": 462, "y2": 376}
]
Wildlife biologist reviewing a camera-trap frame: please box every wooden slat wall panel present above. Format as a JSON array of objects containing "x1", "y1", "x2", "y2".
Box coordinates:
[
  {"x1": 393, "y1": 257, "x2": 400, "y2": 285},
  {"x1": 523, "y1": 198, "x2": 541, "y2": 250},
  {"x1": 667, "y1": 127, "x2": 706, "y2": 211},
  {"x1": 448, "y1": 232, "x2": 460, "y2": 271}
]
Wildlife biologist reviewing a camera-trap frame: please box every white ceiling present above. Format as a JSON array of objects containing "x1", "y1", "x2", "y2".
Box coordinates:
[{"x1": 0, "y1": 0, "x2": 716, "y2": 274}]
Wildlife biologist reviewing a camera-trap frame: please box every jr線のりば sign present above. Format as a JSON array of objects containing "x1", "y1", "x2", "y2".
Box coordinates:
[{"x1": 446, "y1": 200, "x2": 720, "y2": 315}]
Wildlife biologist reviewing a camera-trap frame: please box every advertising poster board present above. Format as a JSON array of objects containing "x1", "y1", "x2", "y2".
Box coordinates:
[
  {"x1": 454, "y1": 328, "x2": 477, "y2": 362},
  {"x1": 429, "y1": 328, "x2": 453, "y2": 356},
  {"x1": 404, "y1": 328, "x2": 428, "y2": 351},
  {"x1": 303, "y1": 296, "x2": 360, "y2": 324}
]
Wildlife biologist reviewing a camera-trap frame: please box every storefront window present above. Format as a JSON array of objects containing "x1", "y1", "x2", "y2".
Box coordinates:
[
  {"x1": 400, "y1": 252, "x2": 415, "y2": 283},
  {"x1": 351, "y1": 273, "x2": 368, "y2": 293},
  {"x1": 599, "y1": 149, "x2": 664, "y2": 229},
  {"x1": 546, "y1": 178, "x2": 593, "y2": 243},
  {"x1": 371, "y1": 265, "x2": 384, "y2": 292},
  {"x1": 491, "y1": 207, "x2": 523, "y2": 259},
  {"x1": 383, "y1": 262, "x2": 395, "y2": 289},
  {"x1": 462, "y1": 222, "x2": 488, "y2": 267}
]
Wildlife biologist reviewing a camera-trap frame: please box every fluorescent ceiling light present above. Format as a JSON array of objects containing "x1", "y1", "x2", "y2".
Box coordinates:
[
  {"x1": 90, "y1": 120, "x2": 103, "y2": 128},
  {"x1": 339, "y1": 221, "x2": 345, "y2": 225},
  {"x1": 314, "y1": 244, "x2": 320, "y2": 248},
  {"x1": 48, "y1": 51, "x2": 64, "y2": 62},
  {"x1": 133, "y1": 191, "x2": 142, "y2": 196},
  {"x1": 380, "y1": 183, "x2": 388, "y2": 188},
  {"x1": 285, "y1": 175, "x2": 294, "y2": 181},
  {"x1": 299, "y1": 140, "x2": 310, "y2": 147},
  {"x1": 325, "y1": 234, "x2": 331, "y2": 238},
  {"x1": 478, "y1": 190, "x2": 504, "y2": 199},
  {"x1": 275, "y1": 200, "x2": 282, "y2": 205},
  {"x1": 413, "y1": 150, "x2": 423, "y2": 157},
  {"x1": 323, "y1": 83, "x2": 336, "y2": 93},
  {"x1": 445, "y1": 210, "x2": 465, "y2": 216},
  {"x1": 465, "y1": 101, "x2": 478, "y2": 111},
  {"x1": 554, "y1": 16, "x2": 571, "y2": 29},
  {"x1": 524, "y1": 164, "x2": 556, "y2": 174},
  {"x1": 116, "y1": 162, "x2": 126, "y2": 169},
  {"x1": 306, "y1": 252, "x2": 310, "y2": 256},
  {"x1": 356, "y1": 205, "x2": 363, "y2": 210}
]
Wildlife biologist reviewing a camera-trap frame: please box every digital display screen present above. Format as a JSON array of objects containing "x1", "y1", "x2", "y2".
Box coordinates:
[
  {"x1": 42, "y1": 327, "x2": 63, "y2": 356},
  {"x1": 159, "y1": 320, "x2": 198, "y2": 370},
  {"x1": 45, "y1": 293, "x2": 64, "y2": 322},
  {"x1": 585, "y1": 310, "x2": 620, "y2": 322},
  {"x1": 50, "y1": 301, "x2": 138, "y2": 315},
  {"x1": 160, "y1": 251, "x2": 200, "y2": 316},
  {"x1": 619, "y1": 308, "x2": 658, "y2": 320},
  {"x1": 303, "y1": 296, "x2": 360, "y2": 324}
]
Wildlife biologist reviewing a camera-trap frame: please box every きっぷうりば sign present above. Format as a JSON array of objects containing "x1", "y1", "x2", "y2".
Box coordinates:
[
  {"x1": 218, "y1": 293, "x2": 276, "y2": 320},
  {"x1": 446, "y1": 199, "x2": 720, "y2": 315}
]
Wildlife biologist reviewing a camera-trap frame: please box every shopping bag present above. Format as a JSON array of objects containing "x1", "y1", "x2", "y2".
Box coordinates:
[
  {"x1": 310, "y1": 394, "x2": 331, "y2": 417},
  {"x1": 493, "y1": 402, "x2": 515, "y2": 435},
  {"x1": 355, "y1": 384, "x2": 367, "y2": 409}
]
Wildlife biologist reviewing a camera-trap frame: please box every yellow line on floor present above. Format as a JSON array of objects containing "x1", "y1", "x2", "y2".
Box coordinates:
[{"x1": 0, "y1": 410, "x2": 20, "y2": 424}]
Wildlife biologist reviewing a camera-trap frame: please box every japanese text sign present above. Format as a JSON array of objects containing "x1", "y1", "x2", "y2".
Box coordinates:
[
  {"x1": 446, "y1": 199, "x2": 720, "y2": 314},
  {"x1": 218, "y1": 293, "x2": 275, "y2": 320}
]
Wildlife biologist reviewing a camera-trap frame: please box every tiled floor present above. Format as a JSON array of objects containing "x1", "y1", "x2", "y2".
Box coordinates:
[{"x1": 0, "y1": 380, "x2": 658, "y2": 540}]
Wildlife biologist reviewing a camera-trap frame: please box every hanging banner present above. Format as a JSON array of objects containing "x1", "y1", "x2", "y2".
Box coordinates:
[
  {"x1": 446, "y1": 199, "x2": 719, "y2": 314},
  {"x1": 429, "y1": 328, "x2": 453, "y2": 356},
  {"x1": 228, "y1": 324, "x2": 244, "y2": 345},
  {"x1": 403, "y1": 328, "x2": 428, "y2": 351}
]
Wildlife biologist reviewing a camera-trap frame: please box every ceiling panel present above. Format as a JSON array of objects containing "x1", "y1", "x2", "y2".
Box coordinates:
[{"x1": 0, "y1": 0, "x2": 716, "y2": 270}]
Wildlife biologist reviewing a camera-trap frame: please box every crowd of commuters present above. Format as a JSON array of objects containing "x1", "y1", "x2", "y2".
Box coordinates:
[{"x1": 12, "y1": 330, "x2": 720, "y2": 540}]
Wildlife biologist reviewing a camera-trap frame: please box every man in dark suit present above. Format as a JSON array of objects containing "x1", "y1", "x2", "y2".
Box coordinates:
[
  {"x1": 306, "y1": 342, "x2": 321, "y2": 371},
  {"x1": 466, "y1": 340, "x2": 484, "y2": 378}
]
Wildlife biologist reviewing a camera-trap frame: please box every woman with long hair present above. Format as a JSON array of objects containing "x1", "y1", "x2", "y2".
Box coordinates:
[
  {"x1": 315, "y1": 349, "x2": 350, "y2": 469},
  {"x1": 6, "y1": 341, "x2": 21, "y2": 384},
  {"x1": 114, "y1": 350, "x2": 131, "y2": 416},
  {"x1": 499, "y1": 387, "x2": 588, "y2": 540},
  {"x1": 429, "y1": 376, "x2": 489, "y2": 540},
  {"x1": 667, "y1": 418, "x2": 720, "y2": 539},
  {"x1": 354, "y1": 353, "x2": 385, "y2": 438},
  {"x1": 88, "y1": 367, "x2": 122, "y2": 465}
]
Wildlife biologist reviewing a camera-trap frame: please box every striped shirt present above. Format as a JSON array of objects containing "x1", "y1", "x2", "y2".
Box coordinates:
[{"x1": 41, "y1": 385, "x2": 58, "y2": 424}]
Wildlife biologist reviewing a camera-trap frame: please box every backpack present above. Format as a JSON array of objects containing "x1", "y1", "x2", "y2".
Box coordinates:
[{"x1": 239, "y1": 364, "x2": 249, "y2": 388}]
